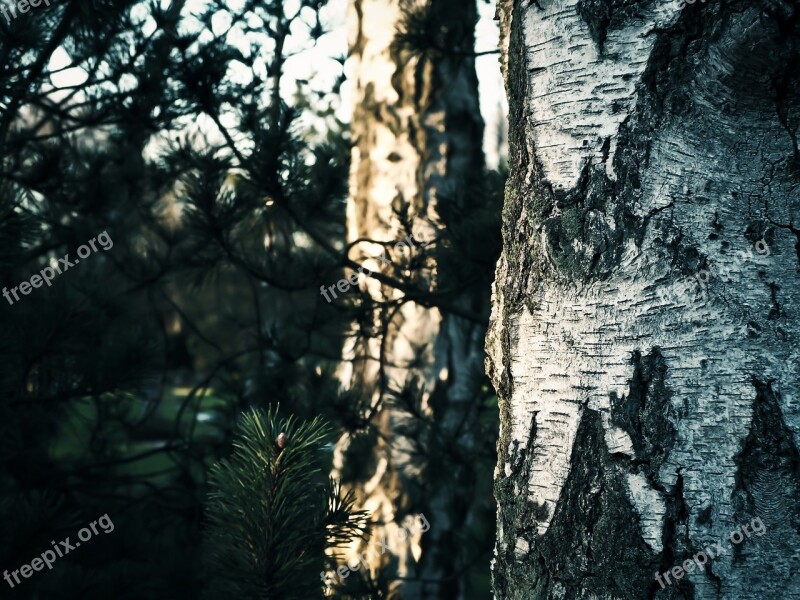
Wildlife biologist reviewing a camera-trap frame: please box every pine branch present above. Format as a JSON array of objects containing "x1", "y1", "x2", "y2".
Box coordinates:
[{"x1": 203, "y1": 407, "x2": 366, "y2": 599}]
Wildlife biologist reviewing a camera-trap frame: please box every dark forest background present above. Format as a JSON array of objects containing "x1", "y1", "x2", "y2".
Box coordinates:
[{"x1": 0, "y1": 0, "x2": 503, "y2": 597}]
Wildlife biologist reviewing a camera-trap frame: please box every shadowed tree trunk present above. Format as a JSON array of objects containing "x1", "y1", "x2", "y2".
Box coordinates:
[
  {"x1": 332, "y1": 0, "x2": 486, "y2": 597},
  {"x1": 487, "y1": 0, "x2": 800, "y2": 598}
]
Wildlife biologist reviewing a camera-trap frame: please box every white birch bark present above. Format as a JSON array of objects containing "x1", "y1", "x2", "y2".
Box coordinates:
[
  {"x1": 488, "y1": 0, "x2": 800, "y2": 597},
  {"x1": 332, "y1": 0, "x2": 486, "y2": 597}
]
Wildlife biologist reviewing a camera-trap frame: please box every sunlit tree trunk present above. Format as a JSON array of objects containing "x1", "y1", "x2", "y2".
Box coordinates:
[
  {"x1": 487, "y1": 0, "x2": 800, "y2": 598},
  {"x1": 333, "y1": 0, "x2": 485, "y2": 597}
]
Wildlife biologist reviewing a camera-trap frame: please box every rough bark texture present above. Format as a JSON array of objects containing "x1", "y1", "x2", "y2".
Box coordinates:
[
  {"x1": 333, "y1": 0, "x2": 485, "y2": 597},
  {"x1": 487, "y1": 0, "x2": 800, "y2": 598}
]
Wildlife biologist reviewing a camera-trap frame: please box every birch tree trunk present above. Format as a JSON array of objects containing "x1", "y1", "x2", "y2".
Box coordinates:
[
  {"x1": 487, "y1": 0, "x2": 800, "y2": 598},
  {"x1": 332, "y1": 0, "x2": 486, "y2": 597}
]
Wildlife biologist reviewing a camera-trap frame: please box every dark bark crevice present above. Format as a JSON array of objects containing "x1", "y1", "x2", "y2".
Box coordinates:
[
  {"x1": 767, "y1": 218, "x2": 800, "y2": 269},
  {"x1": 576, "y1": 0, "x2": 648, "y2": 55},
  {"x1": 539, "y1": 409, "x2": 657, "y2": 599},
  {"x1": 610, "y1": 348, "x2": 677, "y2": 482},
  {"x1": 719, "y1": 377, "x2": 800, "y2": 597},
  {"x1": 733, "y1": 377, "x2": 800, "y2": 536},
  {"x1": 610, "y1": 349, "x2": 697, "y2": 599},
  {"x1": 653, "y1": 471, "x2": 696, "y2": 600},
  {"x1": 767, "y1": 282, "x2": 782, "y2": 320}
]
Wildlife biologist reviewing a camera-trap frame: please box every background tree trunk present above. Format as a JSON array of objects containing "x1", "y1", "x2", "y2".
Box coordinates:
[
  {"x1": 487, "y1": 0, "x2": 800, "y2": 598},
  {"x1": 332, "y1": 0, "x2": 487, "y2": 597}
]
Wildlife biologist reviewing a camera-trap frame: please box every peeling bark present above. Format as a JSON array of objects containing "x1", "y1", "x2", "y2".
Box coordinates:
[{"x1": 488, "y1": 0, "x2": 800, "y2": 597}]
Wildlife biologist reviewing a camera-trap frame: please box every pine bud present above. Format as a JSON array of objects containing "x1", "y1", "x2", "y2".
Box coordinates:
[{"x1": 276, "y1": 432, "x2": 288, "y2": 449}]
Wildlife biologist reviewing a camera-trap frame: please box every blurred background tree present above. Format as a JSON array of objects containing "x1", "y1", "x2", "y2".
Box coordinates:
[
  {"x1": 329, "y1": 0, "x2": 501, "y2": 598},
  {"x1": 0, "y1": 0, "x2": 503, "y2": 598}
]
